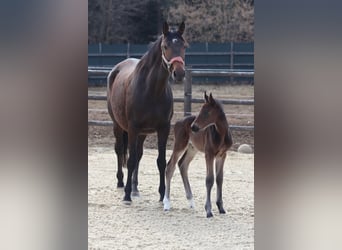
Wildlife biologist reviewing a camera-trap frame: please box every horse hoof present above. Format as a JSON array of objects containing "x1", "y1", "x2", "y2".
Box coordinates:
[
  {"x1": 122, "y1": 200, "x2": 132, "y2": 205},
  {"x1": 163, "y1": 198, "x2": 171, "y2": 211},
  {"x1": 188, "y1": 199, "x2": 195, "y2": 209},
  {"x1": 117, "y1": 182, "x2": 124, "y2": 188},
  {"x1": 206, "y1": 212, "x2": 213, "y2": 218},
  {"x1": 219, "y1": 209, "x2": 226, "y2": 214},
  {"x1": 123, "y1": 195, "x2": 132, "y2": 204},
  {"x1": 131, "y1": 191, "x2": 140, "y2": 197}
]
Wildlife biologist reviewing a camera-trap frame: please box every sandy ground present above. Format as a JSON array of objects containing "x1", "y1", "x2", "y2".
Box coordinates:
[{"x1": 88, "y1": 146, "x2": 254, "y2": 249}]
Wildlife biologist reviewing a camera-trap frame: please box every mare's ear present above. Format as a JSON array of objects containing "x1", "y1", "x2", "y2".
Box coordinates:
[
  {"x1": 204, "y1": 91, "x2": 209, "y2": 103},
  {"x1": 209, "y1": 93, "x2": 215, "y2": 105},
  {"x1": 163, "y1": 21, "x2": 169, "y2": 36},
  {"x1": 178, "y1": 21, "x2": 185, "y2": 35}
]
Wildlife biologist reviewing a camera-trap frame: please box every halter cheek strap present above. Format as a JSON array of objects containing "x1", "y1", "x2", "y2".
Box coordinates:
[{"x1": 162, "y1": 53, "x2": 185, "y2": 72}]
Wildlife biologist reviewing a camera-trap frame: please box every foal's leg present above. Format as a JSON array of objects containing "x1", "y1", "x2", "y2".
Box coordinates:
[
  {"x1": 131, "y1": 135, "x2": 146, "y2": 197},
  {"x1": 164, "y1": 121, "x2": 190, "y2": 210},
  {"x1": 178, "y1": 143, "x2": 197, "y2": 208},
  {"x1": 123, "y1": 128, "x2": 138, "y2": 203},
  {"x1": 113, "y1": 124, "x2": 125, "y2": 188},
  {"x1": 204, "y1": 154, "x2": 215, "y2": 218},
  {"x1": 215, "y1": 153, "x2": 227, "y2": 214},
  {"x1": 156, "y1": 125, "x2": 170, "y2": 202}
]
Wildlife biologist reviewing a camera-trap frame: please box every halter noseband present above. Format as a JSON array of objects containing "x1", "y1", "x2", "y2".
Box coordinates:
[{"x1": 161, "y1": 53, "x2": 185, "y2": 73}]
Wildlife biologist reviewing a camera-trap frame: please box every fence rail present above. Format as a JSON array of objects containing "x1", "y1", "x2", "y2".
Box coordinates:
[
  {"x1": 89, "y1": 41, "x2": 254, "y2": 85},
  {"x1": 88, "y1": 94, "x2": 253, "y2": 106},
  {"x1": 88, "y1": 68, "x2": 254, "y2": 131}
]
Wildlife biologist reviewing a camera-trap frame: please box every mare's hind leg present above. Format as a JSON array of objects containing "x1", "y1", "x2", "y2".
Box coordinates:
[
  {"x1": 113, "y1": 123, "x2": 125, "y2": 188},
  {"x1": 178, "y1": 143, "x2": 197, "y2": 209},
  {"x1": 123, "y1": 128, "x2": 139, "y2": 202},
  {"x1": 215, "y1": 153, "x2": 227, "y2": 214},
  {"x1": 131, "y1": 135, "x2": 146, "y2": 197}
]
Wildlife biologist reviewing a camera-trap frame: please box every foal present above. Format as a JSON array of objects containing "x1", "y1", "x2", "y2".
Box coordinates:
[{"x1": 163, "y1": 92, "x2": 233, "y2": 217}]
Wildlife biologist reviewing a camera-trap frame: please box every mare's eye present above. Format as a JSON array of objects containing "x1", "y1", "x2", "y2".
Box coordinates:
[{"x1": 163, "y1": 45, "x2": 168, "y2": 50}]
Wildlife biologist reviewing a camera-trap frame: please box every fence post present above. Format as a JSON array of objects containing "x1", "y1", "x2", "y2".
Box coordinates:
[
  {"x1": 99, "y1": 42, "x2": 102, "y2": 66},
  {"x1": 127, "y1": 42, "x2": 130, "y2": 58},
  {"x1": 184, "y1": 67, "x2": 192, "y2": 116},
  {"x1": 230, "y1": 41, "x2": 234, "y2": 82}
]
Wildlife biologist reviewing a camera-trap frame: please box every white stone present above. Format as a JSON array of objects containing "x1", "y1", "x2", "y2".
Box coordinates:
[{"x1": 238, "y1": 144, "x2": 253, "y2": 154}]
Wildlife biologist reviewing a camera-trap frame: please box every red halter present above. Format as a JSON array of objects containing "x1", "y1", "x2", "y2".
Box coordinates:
[{"x1": 162, "y1": 53, "x2": 185, "y2": 72}]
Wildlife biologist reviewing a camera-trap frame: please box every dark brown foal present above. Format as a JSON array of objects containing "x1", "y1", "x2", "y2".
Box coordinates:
[{"x1": 163, "y1": 92, "x2": 233, "y2": 217}]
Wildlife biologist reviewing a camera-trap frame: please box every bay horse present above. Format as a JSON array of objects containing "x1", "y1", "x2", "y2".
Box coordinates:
[
  {"x1": 163, "y1": 92, "x2": 233, "y2": 217},
  {"x1": 107, "y1": 22, "x2": 187, "y2": 203}
]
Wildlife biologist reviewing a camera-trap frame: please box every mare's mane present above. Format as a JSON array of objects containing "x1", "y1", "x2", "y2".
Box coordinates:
[{"x1": 135, "y1": 36, "x2": 163, "y2": 73}]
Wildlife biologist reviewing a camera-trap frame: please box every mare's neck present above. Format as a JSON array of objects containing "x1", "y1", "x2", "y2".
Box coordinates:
[{"x1": 139, "y1": 42, "x2": 170, "y2": 96}]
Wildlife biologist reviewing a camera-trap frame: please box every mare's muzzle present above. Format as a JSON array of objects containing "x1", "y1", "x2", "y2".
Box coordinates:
[{"x1": 170, "y1": 56, "x2": 185, "y2": 81}]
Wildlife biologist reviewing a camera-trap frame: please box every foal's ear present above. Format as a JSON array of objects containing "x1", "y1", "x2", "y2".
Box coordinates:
[
  {"x1": 178, "y1": 21, "x2": 185, "y2": 35},
  {"x1": 204, "y1": 91, "x2": 209, "y2": 103},
  {"x1": 209, "y1": 93, "x2": 215, "y2": 105},
  {"x1": 163, "y1": 21, "x2": 169, "y2": 36}
]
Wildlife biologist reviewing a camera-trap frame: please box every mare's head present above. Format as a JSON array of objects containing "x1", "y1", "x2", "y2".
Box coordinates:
[
  {"x1": 161, "y1": 21, "x2": 187, "y2": 82},
  {"x1": 191, "y1": 92, "x2": 224, "y2": 132}
]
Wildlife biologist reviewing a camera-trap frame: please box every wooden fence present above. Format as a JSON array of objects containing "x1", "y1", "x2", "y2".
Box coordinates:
[{"x1": 88, "y1": 68, "x2": 254, "y2": 131}]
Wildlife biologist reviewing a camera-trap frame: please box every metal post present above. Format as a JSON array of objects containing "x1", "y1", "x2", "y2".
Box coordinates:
[
  {"x1": 127, "y1": 42, "x2": 130, "y2": 58},
  {"x1": 99, "y1": 42, "x2": 102, "y2": 66},
  {"x1": 230, "y1": 41, "x2": 234, "y2": 83},
  {"x1": 184, "y1": 68, "x2": 192, "y2": 116}
]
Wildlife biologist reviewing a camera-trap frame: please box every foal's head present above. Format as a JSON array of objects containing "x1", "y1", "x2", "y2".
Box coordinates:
[
  {"x1": 161, "y1": 21, "x2": 187, "y2": 82},
  {"x1": 191, "y1": 92, "x2": 225, "y2": 132}
]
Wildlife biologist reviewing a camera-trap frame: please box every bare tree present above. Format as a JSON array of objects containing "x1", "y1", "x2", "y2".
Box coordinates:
[{"x1": 88, "y1": 0, "x2": 254, "y2": 43}]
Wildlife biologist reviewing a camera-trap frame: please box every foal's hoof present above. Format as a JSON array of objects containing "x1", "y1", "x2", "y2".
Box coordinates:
[
  {"x1": 117, "y1": 182, "x2": 124, "y2": 188},
  {"x1": 219, "y1": 209, "x2": 226, "y2": 214},
  {"x1": 206, "y1": 212, "x2": 213, "y2": 218},
  {"x1": 216, "y1": 202, "x2": 226, "y2": 214},
  {"x1": 163, "y1": 197, "x2": 171, "y2": 211},
  {"x1": 188, "y1": 199, "x2": 195, "y2": 209}
]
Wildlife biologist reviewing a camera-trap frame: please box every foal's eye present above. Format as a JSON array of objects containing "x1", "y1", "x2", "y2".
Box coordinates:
[{"x1": 204, "y1": 111, "x2": 210, "y2": 119}]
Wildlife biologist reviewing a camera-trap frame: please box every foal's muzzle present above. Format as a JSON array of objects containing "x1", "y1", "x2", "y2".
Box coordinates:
[{"x1": 191, "y1": 124, "x2": 200, "y2": 132}]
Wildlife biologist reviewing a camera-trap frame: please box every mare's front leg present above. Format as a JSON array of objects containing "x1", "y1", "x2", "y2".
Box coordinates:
[
  {"x1": 215, "y1": 153, "x2": 227, "y2": 214},
  {"x1": 123, "y1": 128, "x2": 138, "y2": 203},
  {"x1": 204, "y1": 153, "x2": 215, "y2": 218},
  {"x1": 157, "y1": 125, "x2": 170, "y2": 202},
  {"x1": 131, "y1": 135, "x2": 146, "y2": 197}
]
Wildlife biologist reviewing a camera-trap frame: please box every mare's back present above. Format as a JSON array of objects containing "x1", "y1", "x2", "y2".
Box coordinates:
[{"x1": 110, "y1": 58, "x2": 139, "y2": 91}]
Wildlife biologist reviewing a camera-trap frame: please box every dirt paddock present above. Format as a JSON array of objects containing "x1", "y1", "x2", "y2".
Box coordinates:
[
  {"x1": 88, "y1": 147, "x2": 254, "y2": 249},
  {"x1": 88, "y1": 83, "x2": 254, "y2": 249}
]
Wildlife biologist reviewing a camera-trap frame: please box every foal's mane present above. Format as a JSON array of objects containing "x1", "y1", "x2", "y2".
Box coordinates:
[{"x1": 211, "y1": 97, "x2": 226, "y2": 119}]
